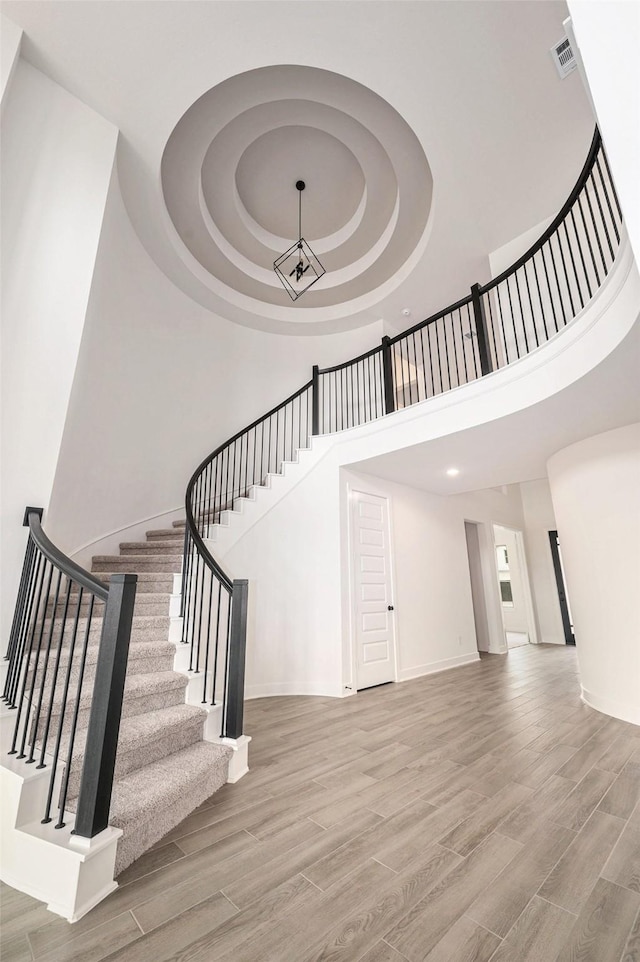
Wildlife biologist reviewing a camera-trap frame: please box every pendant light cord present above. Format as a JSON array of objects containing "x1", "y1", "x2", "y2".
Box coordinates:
[{"x1": 298, "y1": 188, "x2": 302, "y2": 243}]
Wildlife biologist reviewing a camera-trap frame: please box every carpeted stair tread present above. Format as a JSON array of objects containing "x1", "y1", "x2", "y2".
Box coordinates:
[
  {"x1": 119, "y1": 541, "x2": 185, "y2": 553},
  {"x1": 29, "y1": 640, "x2": 175, "y2": 679},
  {"x1": 44, "y1": 670, "x2": 188, "y2": 715},
  {"x1": 67, "y1": 741, "x2": 232, "y2": 875},
  {"x1": 145, "y1": 529, "x2": 184, "y2": 540},
  {"x1": 64, "y1": 704, "x2": 208, "y2": 798},
  {"x1": 92, "y1": 556, "x2": 182, "y2": 573}
]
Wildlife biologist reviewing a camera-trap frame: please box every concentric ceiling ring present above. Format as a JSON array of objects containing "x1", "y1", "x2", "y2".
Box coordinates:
[{"x1": 161, "y1": 65, "x2": 433, "y2": 314}]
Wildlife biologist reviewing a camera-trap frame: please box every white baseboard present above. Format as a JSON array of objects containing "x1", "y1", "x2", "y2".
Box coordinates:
[
  {"x1": 245, "y1": 681, "x2": 344, "y2": 699},
  {"x1": 398, "y1": 652, "x2": 480, "y2": 682},
  {"x1": 581, "y1": 686, "x2": 640, "y2": 726}
]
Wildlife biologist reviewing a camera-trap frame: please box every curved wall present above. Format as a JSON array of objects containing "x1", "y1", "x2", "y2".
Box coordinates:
[{"x1": 548, "y1": 424, "x2": 640, "y2": 725}]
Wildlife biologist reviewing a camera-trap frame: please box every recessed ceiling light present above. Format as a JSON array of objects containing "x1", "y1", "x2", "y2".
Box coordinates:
[
  {"x1": 446, "y1": 467, "x2": 460, "y2": 477},
  {"x1": 401, "y1": 308, "x2": 411, "y2": 316}
]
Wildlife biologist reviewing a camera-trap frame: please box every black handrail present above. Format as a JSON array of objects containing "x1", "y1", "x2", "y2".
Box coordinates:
[
  {"x1": 3, "y1": 509, "x2": 137, "y2": 838},
  {"x1": 182, "y1": 126, "x2": 622, "y2": 738}
]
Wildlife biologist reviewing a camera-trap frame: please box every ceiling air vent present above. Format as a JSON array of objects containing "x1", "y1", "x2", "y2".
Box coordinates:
[{"x1": 551, "y1": 36, "x2": 577, "y2": 79}]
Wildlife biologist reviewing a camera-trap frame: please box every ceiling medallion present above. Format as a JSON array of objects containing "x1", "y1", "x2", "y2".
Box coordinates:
[{"x1": 273, "y1": 180, "x2": 326, "y2": 301}]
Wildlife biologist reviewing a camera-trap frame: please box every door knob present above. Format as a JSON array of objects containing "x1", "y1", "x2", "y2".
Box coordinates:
[{"x1": 387, "y1": 605, "x2": 394, "y2": 611}]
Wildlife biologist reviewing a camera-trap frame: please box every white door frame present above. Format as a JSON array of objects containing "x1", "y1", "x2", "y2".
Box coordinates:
[
  {"x1": 492, "y1": 523, "x2": 539, "y2": 648},
  {"x1": 346, "y1": 482, "x2": 398, "y2": 693}
]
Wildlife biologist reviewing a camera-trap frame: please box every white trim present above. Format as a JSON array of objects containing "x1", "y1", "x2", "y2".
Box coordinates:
[
  {"x1": 245, "y1": 681, "x2": 345, "y2": 699},
  {"x1": 398, "y1": 652, "x2": 480, "y2": 682},
  {"x1": 581, "y1": 686, "x2": 640, "y2": 727}
]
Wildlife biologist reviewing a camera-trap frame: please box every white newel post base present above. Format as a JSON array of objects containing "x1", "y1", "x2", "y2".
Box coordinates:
[
  {"x1": 218, "y1": 735, "x2": 251, "y2": 783},
  {"x1": 0, "y1": 754, "x2": 122, "y2": 922}
]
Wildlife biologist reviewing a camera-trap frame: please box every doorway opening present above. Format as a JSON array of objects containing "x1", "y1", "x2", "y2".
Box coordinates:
[
  {"x1": 493, "y1": 525, "x2": 538, "y2": 649},
  {"x1": 548, "y1": 530, "x2": 576, "y2": 645}
]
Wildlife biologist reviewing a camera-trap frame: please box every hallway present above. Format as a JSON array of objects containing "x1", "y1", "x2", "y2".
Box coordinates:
[{"x1": 2, "y1": 645, "x2": 639, "y2": 961}]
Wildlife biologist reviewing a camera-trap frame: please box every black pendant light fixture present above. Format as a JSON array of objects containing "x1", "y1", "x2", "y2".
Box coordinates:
[{"x1": 273, "y1": 180, "x2": 326, "y2": 300}]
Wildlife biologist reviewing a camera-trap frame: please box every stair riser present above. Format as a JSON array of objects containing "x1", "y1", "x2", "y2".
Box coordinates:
[
  {"x1": 69, "y1": 576, "x2": 174, "y2": 594},
  {"x1": 50, "y1": 599, "x2": 171, "y2": 617},
  {"x1": 65, "y1": 717, "x2": 205, "y2": 801},
  {"x1": 92, "y1": 559, "x2": 181, "y2": 573},
  {"x1": 29, "y1": 625, "x2": 171, "y2": 655},
  {"x1": 119, "y1": 543, "x2": 185, "y2": 555},
  {"x1": 145, "y1": 531, "x2": 184, "y2": 541}
]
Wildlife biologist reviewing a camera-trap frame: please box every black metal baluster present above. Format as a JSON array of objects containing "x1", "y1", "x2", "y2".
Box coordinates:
[
  {"x1": 459, "y1": 308, "x2": 470, "y2": 383},
  {"x1": 56, "y1": 592, "x2": 95, "y2": 828},
  {"x1": 448, "y1": 316, "x2": 460, "y2": 388},
  {"x1": 434, "y1": 325, "x2": 444, "y2": 393},
  {"x1": 191, "y1": 555, "x2": 203, "y2": 673},
  {"x1": 590, "y1": 170, "x2": 614, "y2": 266},
  {"x1": 5, "y1": 538, "x2": 35, "y2": 669},
  {"x1": 495, "y1": 284, "x2": 511, "y2": 364},
  {"x1": 504, "y1": 275, "x2": 521, "y2": 358},
  {"x1": 584, "y1": 178, "x2": 607, "y2": 275},
  {"x1": 426, "y1": 323, "x2": 436, "y2": 394},
  {"x1": 181, "y1": 532, "x2": 194, "y2": 645},
  {"x1": 555, "y1": 222, "x2": 576, "y2": 321},
  {"x1": 531, "y1": 252, "x2": 550, "y2": 342},
  {"x1": 210, "y1": 582, "x2": 223, "y2": 706},
  {"x1": 37, "y1": 576, "x2": 72, "y2": 769},
  {"x1": 577, "y1": 194, "x2": 601, "y2": 288},
  {"x1": 547, "y1": 236, "x2": 567, "y2": 328},
  {"x1": 570, "y1": 207, "x2": 591, "y2": 303},
  {"x1": 7, "y1": 549, "x2": 45, "y2": 718},
  {"x1": 17, "y1": 562, "x2": 53, "y2": 759},
  {"x1": 41, "y1": 585, "x2": 83, "y2": 823},
  {"x1": 540, "y1": 242, "x2": 560, "y2": 334},
  {"x1": 201, "y1": 568, "x2": 214, "y2": 703},
  {"x1": 220, "y1": 600, "x2": 232, "y2": 734},
  {"x1": 5, "y1": 545, "x2": 39, "y2": 707},
  {"x1": 27, "y1": 568, "x2": 63, "y2": 763},
  {"x1": 522, "y1": 261, "x2": 539, "y2": 348},
  {"x1": 417, "y1": 328, "x2": 426, "y2": 399},
  {"x1": 595, "y1": 153, "x2": 619, "y2": 243},
  {"x1": 483, "y1": 296, "x2": 497, "y2": 372}
]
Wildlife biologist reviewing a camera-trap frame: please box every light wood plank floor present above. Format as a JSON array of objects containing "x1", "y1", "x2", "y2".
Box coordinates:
[{"x1": 2, "y1": 645, "x2": 640, "y2": 962}]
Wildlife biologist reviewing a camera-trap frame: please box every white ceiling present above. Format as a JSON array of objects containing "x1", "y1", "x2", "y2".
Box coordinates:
[{"x1": 2, "y1": 0, "x2": 596, "y2": 334}]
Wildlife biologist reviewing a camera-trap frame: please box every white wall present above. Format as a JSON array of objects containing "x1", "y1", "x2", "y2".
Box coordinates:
[
  {"x1": 0, "y1": 58, "x2": 117, "y2": 642},
  {"x1": 520, "y1": 478, "x2": 566, "y2": 645},
  {"x1": 568, "y1": 1, "x2": 640, "y2": 267},
  {"x1": 489, "y1": 217, "x2": 554, "y2": 280},
  {"x1": 46, "y1": 166, "x2": 385, "y2": 561},
  {"x1": 218, "y1": 425, "x2": 527, "y2": 698},
  {"x1": 547, "y1": 423, "x2": 640, "y2": 724},
  {"x1": 0, "y1": 14, "x2": 21, "y2": 107}
]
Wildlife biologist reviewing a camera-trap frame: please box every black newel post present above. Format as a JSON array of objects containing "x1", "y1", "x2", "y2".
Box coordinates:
[
  {"x1": 225, "y1": 579, "x2": 249, "y2": 740},
  {"x1": 381, "y1": 336, "x2": 396, "y2": 415},
  {"x1": 311, "y1": 365, "x2": 320, "y2": 436},
  {"x1": 73, "y1": 573, "x2": 137, "y2": 838},
  {"x1": 470, "y1": 283, "x2": 493, "y2": 376}
]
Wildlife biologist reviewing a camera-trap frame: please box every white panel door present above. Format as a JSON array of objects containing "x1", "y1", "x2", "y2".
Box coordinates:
[{"x1": 350, "y1": 490, "x2": 396, "y2": 690}]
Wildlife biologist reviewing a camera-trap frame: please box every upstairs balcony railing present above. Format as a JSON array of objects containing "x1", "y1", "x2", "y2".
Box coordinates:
[{"x1": 182, "y1": 126, "x2": 622, "y2": 721}]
